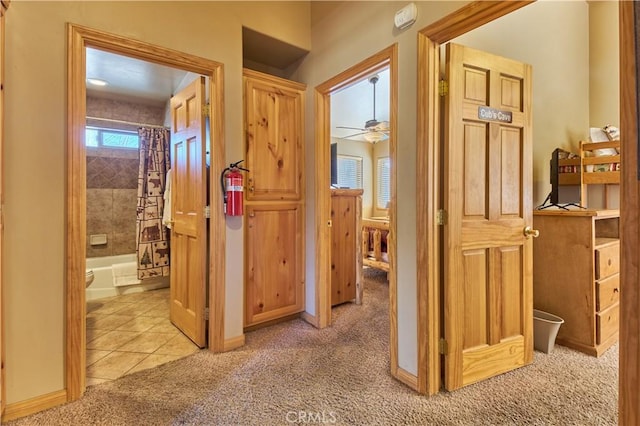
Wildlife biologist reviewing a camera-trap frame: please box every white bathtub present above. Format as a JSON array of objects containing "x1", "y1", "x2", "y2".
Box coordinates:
[{"x1": 86, "y1": 253, "x2": 169, "y2": 301}]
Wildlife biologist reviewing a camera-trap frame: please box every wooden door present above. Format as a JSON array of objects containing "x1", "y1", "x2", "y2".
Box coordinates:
[
  {"x1": 244, "y1": 69, "x2": 304, "y2": 201},
  {"x1": 245, "y1": 203, "x2": 304, "y2": 326},
  {"x1": 243, "y1": 69, "x2": 305, "y2": 328},
  {"x1": 443, "y1": 43, "x2": 533, "y2": 390},
  {"x1": 169, "y1": 76, "x2": 208, "y2": 347}
]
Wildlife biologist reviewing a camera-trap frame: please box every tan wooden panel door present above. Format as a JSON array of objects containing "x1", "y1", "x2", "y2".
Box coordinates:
[
  {"x1": 244, "y1": 69, "x2": 304, "y2": 201},
  {"x1": 170, "y1": 76, "x2": 207, "y2": 347},
  {"x1": 443, "y1": 43, "x2": 534, "y2": 390},
  {"x1": 245, "y1": 203, "x2": 304, "y2": 326}
]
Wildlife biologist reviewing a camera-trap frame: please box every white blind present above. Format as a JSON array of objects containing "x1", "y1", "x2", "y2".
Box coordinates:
[
  {"x1": 377, "y1": 156, "x2": 390, "y2": 209},
  {"x1": 337, "y1": 155, "x2": 363, "y2": 189}
]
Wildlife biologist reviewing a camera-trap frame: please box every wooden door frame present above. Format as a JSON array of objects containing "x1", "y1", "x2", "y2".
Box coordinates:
[
  {"x1": 314, "y1": 44, "x2": 399, "y2": 374},
  {"x1": 416, "y1": 0, "x2": 539, "y2": 395},
  {"x1": 66, "y1": 23, "x2": 226, "y2": 401},
  {"x1": 619, "y1": 2, "x2": 639, "y2": 424},
  {"x1": 0, "y1": 0, "x2": 7, "y2": 416},
  {"x1": 418, "y1": 4, "x2": 640, "y2": 421}
]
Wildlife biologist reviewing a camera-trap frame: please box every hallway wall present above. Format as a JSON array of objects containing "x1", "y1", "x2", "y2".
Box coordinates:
[{"x1": 4, "y1": 0, "x2": 310, "y2": 405}]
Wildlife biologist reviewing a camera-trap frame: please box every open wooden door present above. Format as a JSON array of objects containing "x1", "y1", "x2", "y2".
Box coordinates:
[
  {"x1": 443, "y1": 43, "x2": 534, "y2": 390},
  {"x1": 169, "y1": 76, "x2": 208, "y2": 348}
]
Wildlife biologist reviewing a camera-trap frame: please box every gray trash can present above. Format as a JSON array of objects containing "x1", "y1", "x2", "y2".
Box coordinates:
[{"x1": 533, "y1": 309, "x2": 564, "y2": 354}]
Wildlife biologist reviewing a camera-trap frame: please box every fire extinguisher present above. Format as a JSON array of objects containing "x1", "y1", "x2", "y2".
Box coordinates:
[{"x1": 221, "y1": 160, "x2": 249, "y2": 216}]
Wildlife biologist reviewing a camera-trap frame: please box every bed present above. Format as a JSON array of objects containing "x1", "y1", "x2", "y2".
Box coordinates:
[
  {"x1": 362, "y1": 217, "x2": 389, "y2": 272},
  {"x1": 558, "y1": 139, "x2": 620, "y2": 207}
]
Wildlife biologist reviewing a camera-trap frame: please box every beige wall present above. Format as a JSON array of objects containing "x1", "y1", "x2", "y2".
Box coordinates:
[
  {"x1": 2, "y1": 0, "x2": 619, "y2": 409},
  {"x1": 588, "y1": 1, "x2": 620, "y2": 209},
  {"x1": 299, "y1": 0, "x2": 605, "y2": 376},
  {"x1": 590, "y1": 1, "x2": 620, "y2": 127},
  {"x1": 298, "y1": 0, "x2": 470, "y2": 375},
  {"x1": 4, "y1": 1, "x2": 310, "y2": 405}
]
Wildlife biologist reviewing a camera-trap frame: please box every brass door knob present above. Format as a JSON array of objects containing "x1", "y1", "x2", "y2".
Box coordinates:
[{"x1": 523, "y1": 226, "x2": 540, "y2": 238}]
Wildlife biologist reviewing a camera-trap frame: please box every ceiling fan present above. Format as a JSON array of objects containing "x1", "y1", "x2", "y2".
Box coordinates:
[{"x1": 337, "y1": 74, "x2": 389, "y2": 143}]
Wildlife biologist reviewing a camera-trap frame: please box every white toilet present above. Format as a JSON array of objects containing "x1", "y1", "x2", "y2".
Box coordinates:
[{"x1": 85, "y1": 270, "x2": 95, "y2": 288}]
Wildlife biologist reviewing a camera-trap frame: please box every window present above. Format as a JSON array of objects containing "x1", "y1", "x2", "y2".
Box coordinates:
[
  {"x1": 337, "y1": 155, "x2": 363, "y2": 189},
  {"x1": 86, "y1": 127, "x2": 139, "y2": 149},
  {"x1": 377, "y1": 156, "x2": 390, "y2": 209}
]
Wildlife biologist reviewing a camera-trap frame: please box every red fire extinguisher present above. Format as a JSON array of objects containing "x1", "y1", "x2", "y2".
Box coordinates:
[{"x1": 221, "y1": 160, "x2": 249, "y2": 216}]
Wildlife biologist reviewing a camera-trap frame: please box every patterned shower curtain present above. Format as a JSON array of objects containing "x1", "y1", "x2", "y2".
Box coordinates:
[{"x1": 136, "y1": 127, "x2": 171, "y2": 279}]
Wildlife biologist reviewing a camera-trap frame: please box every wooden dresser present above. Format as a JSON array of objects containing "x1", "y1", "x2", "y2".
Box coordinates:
[
  {"x1": 533, "y1": 209, "x2": 620, "y2": 356},
  {"x1": 330, "y1": 189, "x2": 363, "y2": 306}
]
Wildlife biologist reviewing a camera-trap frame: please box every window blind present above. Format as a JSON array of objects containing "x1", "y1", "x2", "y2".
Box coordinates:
[
  {"x1": 377, "y1": 156, "x2": 390, "y2": 209},
  {"x1": 337, "y1": 155, "x2": 363, "y2": 189}
]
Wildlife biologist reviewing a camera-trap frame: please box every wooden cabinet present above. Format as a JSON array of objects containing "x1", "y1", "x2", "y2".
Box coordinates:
[
  {"x1": 243, "y1": 69, "x2": 305, "y2": 327},
  {"x1": 244, "y1": 69, "x2": 304, "y2": 201},
  {"x1": 331, "y1": 189, "x2": 363, "y2": 306},
  {"x1": 245, "y1": 203, "x2": 304, "y2": 326},
  {"x1": 533, "y1": 209, "x2": 620, "y2": 356}
]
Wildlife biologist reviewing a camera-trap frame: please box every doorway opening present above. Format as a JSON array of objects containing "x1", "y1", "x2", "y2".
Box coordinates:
[
  {"x1": 83, "y1": 47, "x2": 206, "y2": 385},
  {"x1": 314, "y1": 44, "x2": 402, "y2": 381},
  {"x1": 66, "y1": 24, "x2": 225, "y2": 401},
  {"x1": 415, "y1": 0, "x2": 622, "y2": 396}
]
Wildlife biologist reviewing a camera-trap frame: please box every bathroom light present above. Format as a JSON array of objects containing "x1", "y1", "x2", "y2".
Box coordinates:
[{"x1": 87, "y1": 78, "x2": 108, "y2": 86}]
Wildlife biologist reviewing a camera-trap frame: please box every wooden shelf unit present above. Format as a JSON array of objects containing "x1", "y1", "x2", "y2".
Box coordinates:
[
  {"x1": 558, "y1": 140, "x2": 620, "y2": 207},
  {"x1": 533, "y1": 209, "x2": 620, "y2": 356}
]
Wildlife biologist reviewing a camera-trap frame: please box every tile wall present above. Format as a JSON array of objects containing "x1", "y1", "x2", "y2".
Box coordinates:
[{"x1": 86, "y1": 96, "x2": 166, "y2": 258}]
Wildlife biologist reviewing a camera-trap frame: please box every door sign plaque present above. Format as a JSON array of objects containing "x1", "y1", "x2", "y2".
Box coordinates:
[{"x1": 478, "y1": 106, "x2": 512, "y2": 123}]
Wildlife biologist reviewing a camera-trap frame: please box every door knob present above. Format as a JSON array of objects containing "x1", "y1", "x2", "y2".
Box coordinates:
[{"x1": 523, "y1": 226, "x2": 539, "y2": 238}]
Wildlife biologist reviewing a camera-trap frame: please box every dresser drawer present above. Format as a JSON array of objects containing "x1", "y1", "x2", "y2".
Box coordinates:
[
  {"x1": 597, "y1": 274, "x2": 620, "y2": 311},
  {"x1": 596, "y1": 302, "x2": 619, "y2": 345},
  {"x1": 595, "y1": 243, "x2": 620, "y2": 280}
]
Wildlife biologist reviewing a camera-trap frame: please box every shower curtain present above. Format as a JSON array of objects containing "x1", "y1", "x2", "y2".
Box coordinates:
[{"x1": 136, "y1": 127, "x2": 171, "y2": 279}]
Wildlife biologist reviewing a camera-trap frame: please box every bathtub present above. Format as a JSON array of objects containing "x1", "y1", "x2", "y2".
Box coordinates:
[{"x1": 86, "y1": 253, "x2": 170, "y2": 301}]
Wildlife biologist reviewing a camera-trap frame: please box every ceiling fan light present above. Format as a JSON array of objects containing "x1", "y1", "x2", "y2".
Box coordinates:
[{"x1": 363, "y1": 132, "x2": 385, "y2": 143}]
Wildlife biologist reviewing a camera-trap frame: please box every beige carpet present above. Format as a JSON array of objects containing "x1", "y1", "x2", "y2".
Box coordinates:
[{"x1": 8, "y1": 268, "x2": 617, "y2": 425}]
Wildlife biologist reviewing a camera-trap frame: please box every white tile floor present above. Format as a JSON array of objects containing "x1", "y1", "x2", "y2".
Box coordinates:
[{"x1": 86, "y1": 288, "x2": 200, "y2": 386}]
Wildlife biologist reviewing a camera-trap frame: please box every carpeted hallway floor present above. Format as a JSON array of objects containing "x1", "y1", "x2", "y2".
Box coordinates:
[{"x1": 7, "y1": 268, "x2": 617, "y2": 425}]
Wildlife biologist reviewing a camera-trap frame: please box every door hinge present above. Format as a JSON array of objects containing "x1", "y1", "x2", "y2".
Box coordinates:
[
  {"x1": 203, "y1": 103, "x2": 210, "y2": 118},
  {"x1": 204, "y1": 205, "x2": 210, "y2": 218},
  {"x1": 439, "y1": 79, "x2": 449, "y2": 97},
  {"x1": 437, "y1": 209, "x2": 448, "y2": 226},
  {"x1": 204, "y1": 307, "x2": 210, "y2": 320},
  {"x1": 439, "y1": 338, "x2": 448, "y2": 355}
]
